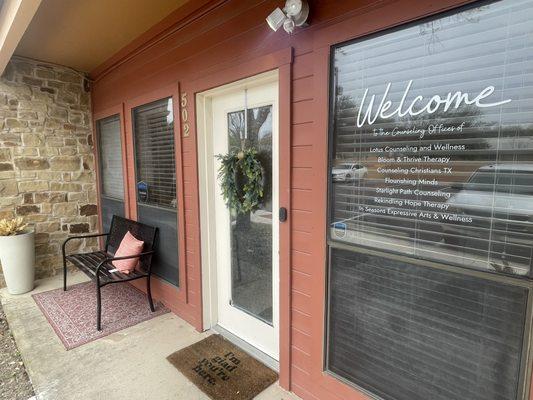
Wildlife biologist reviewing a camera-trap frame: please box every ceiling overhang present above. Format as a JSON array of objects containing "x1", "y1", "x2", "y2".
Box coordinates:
[
  {"x1": 0, "y1": 0, "x2": 41, "y2": 75},
  {"x1": 12, "y1": 0, "x2": 193, "y2": 73}
]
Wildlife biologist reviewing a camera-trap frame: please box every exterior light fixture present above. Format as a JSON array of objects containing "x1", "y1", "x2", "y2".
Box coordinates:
[{"x1": 266, "y1": 0, "x2": 309, "y2": 34}]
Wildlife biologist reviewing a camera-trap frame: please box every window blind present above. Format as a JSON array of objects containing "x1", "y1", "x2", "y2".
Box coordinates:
[
  {"x1": 132, "y1": 98, "x2": 179, "y2": 285},
  {"x1": 133, "y1": 98, "x2": 176, "y2": 209},
  {"x1": 327, "y1": 248, "x2": 528, "y2": 400},
  {"x1": 97, "y1": 115, "x2": 124, "y2": 200},
  {"x1": 329, "y1": 0, "x2": 533, "y2": 277}
]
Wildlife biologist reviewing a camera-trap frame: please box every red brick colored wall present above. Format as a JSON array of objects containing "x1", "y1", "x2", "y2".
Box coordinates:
[{"x1": 90, "y1": 1, "x2": 477, "y2": 399}]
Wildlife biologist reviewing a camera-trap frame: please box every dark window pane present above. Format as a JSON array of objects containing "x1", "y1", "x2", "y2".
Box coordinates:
[
  {"x1": 327, "y1": 248, "x2": 528, "y2": 400},
  {"x1": 96, "y1": 114, "x2": 125, "y2": 233},
  {"x1": 329, "y1": 0, "x2": 533, "y2": 277},
  {"x1": 133, "y1": 98, "x2": 179, "y2": 285}
]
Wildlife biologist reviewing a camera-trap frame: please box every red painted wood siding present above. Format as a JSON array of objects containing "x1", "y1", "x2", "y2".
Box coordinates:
[{"x1": 90, "y1": 1, "x2": 494, "y2": 399}]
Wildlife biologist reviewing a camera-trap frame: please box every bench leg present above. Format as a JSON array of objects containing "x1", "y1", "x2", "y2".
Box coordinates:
[
  {"x1": 147, "y1": 276, "x2": 155, "y2": 312},
  {"x1": 62, "y1": 255, "x2": 67, "y2": 291},
  {"x1": 96, "y1": 282, "x2": 102, "y2": 331}
]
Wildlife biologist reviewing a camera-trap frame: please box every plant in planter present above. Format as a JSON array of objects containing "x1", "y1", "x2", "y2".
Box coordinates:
[{"x1": 0, "y1": 218, "x2": 35, "y2": 294}]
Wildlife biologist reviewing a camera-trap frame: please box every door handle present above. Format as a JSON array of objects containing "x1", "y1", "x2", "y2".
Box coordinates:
[{"x1": 279, "y1": 207, "x2": 288, "y2": 222}]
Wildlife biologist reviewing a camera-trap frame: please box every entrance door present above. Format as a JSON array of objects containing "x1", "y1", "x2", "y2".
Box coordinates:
[{"x1": 199, "y1": 72, "x2": 279, "y2": 360}]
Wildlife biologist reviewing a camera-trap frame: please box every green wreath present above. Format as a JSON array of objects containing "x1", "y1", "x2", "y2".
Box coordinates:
[{"x1": 216, "y1": 148, "x2": 264, "y2": 214}]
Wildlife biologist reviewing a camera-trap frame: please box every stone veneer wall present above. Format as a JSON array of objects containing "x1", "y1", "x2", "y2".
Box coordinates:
[{"x1": 0, "y1": 57, "x2": 98, "y2": 286}]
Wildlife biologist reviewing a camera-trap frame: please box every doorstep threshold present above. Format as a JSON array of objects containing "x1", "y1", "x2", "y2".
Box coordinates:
[{"x1": 212, "y1": 325, "x2": 279, "y2": 372}]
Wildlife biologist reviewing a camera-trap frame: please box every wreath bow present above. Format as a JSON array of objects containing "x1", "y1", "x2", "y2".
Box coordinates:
[{"x1": 216, "y1": 148, "x2": 264, "y2": 214}]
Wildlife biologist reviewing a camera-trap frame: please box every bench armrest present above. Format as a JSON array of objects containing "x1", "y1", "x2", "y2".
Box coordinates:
[
  {"x1": 95, "y1": 251, "x2": 155, "y2": 277},
  {"x1": 62, "y1": 233, "x2": 109, "y2": 256}
]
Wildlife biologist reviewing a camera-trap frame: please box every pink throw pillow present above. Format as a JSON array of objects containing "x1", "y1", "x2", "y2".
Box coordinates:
[{"x1": 112, "y1": 231, "x2": 144, "y2": 274}]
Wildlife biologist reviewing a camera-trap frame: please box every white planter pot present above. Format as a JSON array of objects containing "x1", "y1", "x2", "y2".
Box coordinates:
[{"x1": 0, "y1": 231, "x2": 35, "y2": 294}]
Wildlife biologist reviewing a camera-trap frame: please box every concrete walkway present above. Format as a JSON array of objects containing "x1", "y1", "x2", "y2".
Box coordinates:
[{"x1": 0, "y1": 272, "x2": 300, "y2": 400}]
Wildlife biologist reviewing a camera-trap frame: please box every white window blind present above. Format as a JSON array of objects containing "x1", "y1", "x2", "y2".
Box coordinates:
[
  {"x1": 329, "y1": 0, "x2": 533, "y2": 277},
  {"x1": 97, "y1": 115, "x2": 124, "y2": 200},
  {"x1": 133, "y1": 98, "x2": 176, "y2": 209}
]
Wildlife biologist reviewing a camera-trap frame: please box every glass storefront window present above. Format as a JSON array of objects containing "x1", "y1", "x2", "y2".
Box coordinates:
[
  {"x1": 328, "y1": 0, "x2": 533, "y2": 277},
  {"x1": 326, "y1": 1, "x2": 533, "y2": 400}
]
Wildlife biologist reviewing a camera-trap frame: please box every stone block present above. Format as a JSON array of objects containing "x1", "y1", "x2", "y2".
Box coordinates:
[
  {"x1": 69, "y1": 223, "x2": 89, "y2": 234},
  {"x1": 50, "y1": 182, "x2": 82, "y2": 192},
  {"x1": 35, "y1": 221, "x2": 61, "y2": 233},
  {"x1": 35, "y1": 68, "x2": 56, "y2": 80},
  {"x1": 0, "y1": 133, "x2": 21, "y2": 146},
  {"x1": 71, "y1": 171, "x2": 94, "y2": 182},
  {"x1": 36, "y1": 243, "x2": 58, "y2": 256},
  {"x1": 14, "y1": 157, "x2": 50, "y2": 170},
  {"x1": 0, "y1": 163, "x2": 13, "y2": 171},
  {"x1": 0, "y1": 171, "x2": 16, "y2": 180},
  {"x1": 67, "y1": 192, "x2": 86, "y2": 202},
  {"x1": 34, "y1": 192, "x2": 67, "y2": 203},
  {"x1": 18, "y1": 111, "x2": 39, "y2": 120},
  {"x1": 68, "y1": 111, "x2": 84, "y2": 125},
  {"x1": 80, "y1": 204, "x2": 97, "y2": 216},
  {"x1": 5, "y1": 118, "x2": 27, "y2": 129},
  {"x1": 16, "y1": 204, "x2": 40, "y2": 216},
  {"x1": 52, "y1": 202, "x2": 77, "y2": 217},
  {"x1": 23, "y1": 214, "x2": 49, "y2": 223},
  {"x1": 14, "y1": 147, "x2": 38, "y2": 157},
  {"x1": 21, "y1": 76, "x2": 43, "y2": 87},
  {"x1": 13, "y1": 61, "x2": 32, "y2": 75},
  {"x1": 20, "y1": 171, "x2": 36, "y2": 179},
  {"x1": 22, "y1": 133, "x2": 43, "y2": 146},
  {"x1": 38, "y1": 148, "x2": 59, "y2": 157},
  {"x1": 0, "y1": 149, "x2": 11, "y2": 162},
  {"x1": 44, "y1": 118, "x2": 63, "y2": 130},
  {"x1": 0, "y1": 196, "x2": 21, "y2": 207},
  {"x1": 34, "y1": 232, "x2": 50, "y2": 244},
  {"x1": 82, "y1": 155, "x2": 94, "y2": 170},
  {"x1": 50, "y1": 156, "x2": 81, "y2": 171},
  {"x1": 40, "y1": 87, "x2": 56, "y2": 95},
  {"x1": 0, "y1": 180, "x2": 18, "y2": 196},
  {"x1": 0, "y1": 209, "x2": 15, "y2": 220},
  {"x1": 56, "y1": 92, "x2": 77, "y2": 105},
  {"x1": 57, "y1": 72, "x2": 81, "y2": 84},
  {"x1": 47, "y1": 105, "x2": 68, "y2": 119},
  {"x1": 18, "y1": 180, "x2": 49, "y2": 192},
  {"x1": 59, "y1": 147, "x2": 77, "y2": 156},
  {"x1": 18, "y1": 101, "x2": 46, "y2": 113}
]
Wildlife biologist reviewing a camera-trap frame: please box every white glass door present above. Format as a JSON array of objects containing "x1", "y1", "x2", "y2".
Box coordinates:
[{"x1": 211, "y1": 78, "x2": 279, "y2": 359}]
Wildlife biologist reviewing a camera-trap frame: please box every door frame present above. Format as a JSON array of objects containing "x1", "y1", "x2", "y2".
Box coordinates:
[{"x1": 184, "y1": 47, "x2": 293, "y2": 388}]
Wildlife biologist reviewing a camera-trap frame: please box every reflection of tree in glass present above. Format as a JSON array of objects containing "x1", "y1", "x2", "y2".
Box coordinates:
[{"x1": 227, "y1": 107, "x2": 272, "y2": 205}]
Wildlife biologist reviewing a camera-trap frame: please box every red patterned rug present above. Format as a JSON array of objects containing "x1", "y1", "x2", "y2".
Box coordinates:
[{"x1": 32, "y1": 281, "x2": 169, "y2": 350}]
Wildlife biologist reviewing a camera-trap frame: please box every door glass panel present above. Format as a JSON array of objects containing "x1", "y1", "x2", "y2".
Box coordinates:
[
  {"x1": 96, "y1": 114, "x2": 125, "y2": 233},
  {"x1": 228, "y1": 105, "x2": 273, "y2": 324},
  {"x1": 132, "y1": 98, "x2": 179, "y2": 285}
]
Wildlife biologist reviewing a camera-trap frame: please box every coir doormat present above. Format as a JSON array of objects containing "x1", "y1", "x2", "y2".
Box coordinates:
[{"x1": 166, "y1": 334, "x2": 278, "y2": 400}]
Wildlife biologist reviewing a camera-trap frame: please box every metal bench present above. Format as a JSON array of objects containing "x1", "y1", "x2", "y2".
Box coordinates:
[{"x1": 62, "y1": 215, "x2": 158, "y2": 331}]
